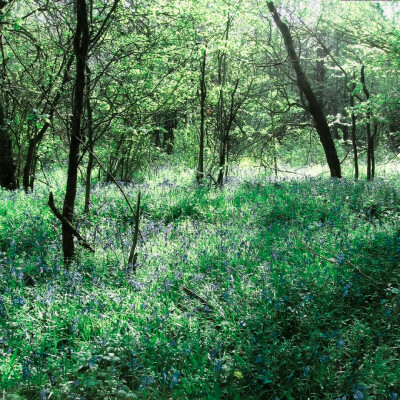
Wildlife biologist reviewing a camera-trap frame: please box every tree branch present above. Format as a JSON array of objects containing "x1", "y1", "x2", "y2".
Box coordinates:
[{"x1": 48, "y1": 192, "x2": 94, "y2": 252}]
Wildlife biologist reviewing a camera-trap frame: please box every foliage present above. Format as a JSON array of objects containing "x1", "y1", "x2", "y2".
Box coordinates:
[{"x1": 1, "y1": 167, "x2": 400, "y2": 399}]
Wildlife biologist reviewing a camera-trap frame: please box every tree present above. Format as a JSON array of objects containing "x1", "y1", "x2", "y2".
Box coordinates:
[
  {"x1": 0, "y1": 3, "x2": 17, "y2": 189},
  {"x1": 267, "y1": 1, "x2": 341, "y2": 178},
  {"x1": 61, "y1": 0, "x2": 90, "y2": 261},
  {"x1": 197, "y1": 48, "x2": 207, "y2": 182}
]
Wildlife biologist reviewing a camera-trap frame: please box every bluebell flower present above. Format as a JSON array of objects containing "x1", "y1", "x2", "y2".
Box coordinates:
[
  {"x1": 169, "y1": 371, "x2": 180, "y2": 389},
  {"x1": 353, "y1": 390, "x2": 364, "y2": 400},
  {"x1": 209, "y1": 349, "x2": 217, "y2": 359},
  {"x1": 259, "y1": 369, "x2": 273, "y2": 384},
  {"x1": 303, "y1": 366, "x2": 311, "y2": 377},
  {"x1": 40, "y1": 389, "x2": 46, "y2": 400},
  {"x1": 138, "y1": 375, "x2": 154, "y2": 391},
  {"x1": 337, "y1": 254, "x2": 345, "y2": 265},
  {"x1": 89, "y1": 355, "x2": 101, "y2": 368},
  {"x1": 254, "y1": 355, "x2": 263, "y2": 364},
  {"x1": 13, "y1": 296, "x2": 26, "y2": 306},
  {"x1": 319, "y1": 354, "x2": 328, "y2": 363},
  {"x1": 352, "y1": 384, "x2": 369, "y2": 400},
  {"x1": 129, "y1": 357, "x2": 137, "y2": 369},
  {"x1": 214, "y1": 359, "x2": 223, "y2": 372},
  {"x1": 23, "y1": 362, "x2": 31, "y2": 380},
  {"x1": 342, "y1": 282, "x2": 353, "y2": 297},
  {"x1": 337, "y1": 339, "x2": 345, "y2": 348}
]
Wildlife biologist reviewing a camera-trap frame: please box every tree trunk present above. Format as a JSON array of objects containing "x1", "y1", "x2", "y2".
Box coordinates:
[
  {"x1": 0, "y1": 33, "x2": 17, "y2": 190},
  {"x1": 84, "y1": 66, "x2": 94, "y2": 214},
  {"x1": 371, "y1": 122, "x2": 377, "y2": 180},
  {"x1": 271, "y1": 112, "x2": 278, "y2": 177},
  {"x1": 62, "y1": 0, "x2": 89, "y2": 262},
  {"x1": 197, "y1": 49, "x2": 207, "y2": 182},
  {"x1": 360, "y1": 65, "x2": 374, "y2": 181},
  {"x1": 23, "y1": 137, "x2": 36, "y2": 191},
  {"x1": 350, "y1": 72, "x2": 359, "y2": 180},
  {"x1": 267, "y1": 1, "x2": 341, "y2": 178},
  {"x1": 0, "y1": 101, "x2": 17, "y2": 189}
]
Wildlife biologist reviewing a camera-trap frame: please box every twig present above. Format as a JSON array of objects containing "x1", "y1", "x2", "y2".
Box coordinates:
[
  {"x1": 300, "y1": 239, "x2": 385, "y2": 287},
  {"x1": 76, "y1": 136, "x2": 144, "y2": 242},
  {"x1": 206, "y1": 173, "x2": 218, "y2": 186},
  {"x1": 48, "y1": 192, "x2": 94, "y2": 252},
  {"x1": 128, "y1": 191, "x2": 141, "y2": 273},
  {"x1": 182, "y1": 286, "x2": 213, "y2": 311}
]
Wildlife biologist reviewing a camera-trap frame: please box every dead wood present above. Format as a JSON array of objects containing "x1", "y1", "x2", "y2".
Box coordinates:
[{"x1": 48, "y1": 191, "x2": 94, "y2": 252}]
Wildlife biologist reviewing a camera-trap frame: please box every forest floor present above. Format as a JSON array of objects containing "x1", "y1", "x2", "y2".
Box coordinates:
[{"x1": 1, "y1": 167, "x2": 400, "y2": 399}]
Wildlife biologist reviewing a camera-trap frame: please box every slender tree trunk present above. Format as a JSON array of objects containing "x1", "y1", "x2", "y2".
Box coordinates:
[
  {"x1": 360, "y1": 65, "x2": 374, "y2": 181},
  {"x1": 350, "y1": 72, "x2": 359, "y2": 180},
  {"x1": 84, "y1": 66, "x2": 94, "y2": 214},
  {"x1": 62, "y1": 0, "x2": 89, "y2": 261},
  {"x1": 271, "y1": 112, "x2": 278, "y2": 177},
  {"x1": 23, "y1": 138, "x2": 36, "y2": 191},
  {"x1": 197, "y1": 49, "x2": 207, "y2": 182},
  {"x1": 371, "y1": 122, "x2": 378, "y2": 180},
  {"x1": 267, "y1": 1, "x2": 341, "y2": 178},
  {"x1": 366, "y1": 122, "x2": 372, "y2": 180},
  {"x1": 0, "y1": 101, "x2": 17, "y2": 189},
  {"x1": 0, "y1": 33, "x2": 17, "y2": 190},
  {"x1": 217, "y1": 136, "x2": 227, "y2": 186},
  {"x1": 165, "y1": 111, "x2": 175, "y2": 155},
  {"x1": 216, "y1": 17, "x2": 231, "y2": 187}
]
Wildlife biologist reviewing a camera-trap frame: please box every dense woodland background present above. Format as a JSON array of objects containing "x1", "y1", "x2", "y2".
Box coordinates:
[
  {"x1": 0, "y1": 0, "x2": 399, "y2": 194},
  {"x1": 1, "y1": 0, "x2": 400, "y2": 399}
]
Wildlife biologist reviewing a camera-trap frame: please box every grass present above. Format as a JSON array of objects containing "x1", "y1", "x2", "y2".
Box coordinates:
[{"x1": 0, "y1": 166, "x2": 400, "y2": 399}]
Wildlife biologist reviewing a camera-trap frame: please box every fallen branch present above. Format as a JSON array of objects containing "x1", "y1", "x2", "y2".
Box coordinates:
[
  {"x1": 206, "y1": 173, "x2": 218, "y2": 186},
  {"x1": 299, "y1": 238, "x2": 384, "y2": 287},
  {"x1": 48, "y1": 192, "x2": 94, "y2": 252},
  {"x1": 182, "y1": 286, "x2": 213, "y2": 311}
]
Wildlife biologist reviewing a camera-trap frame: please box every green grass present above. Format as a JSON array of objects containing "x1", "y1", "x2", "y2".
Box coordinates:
[{"x1": 0, "y1": 167, "x2": 400, "y2": 399}]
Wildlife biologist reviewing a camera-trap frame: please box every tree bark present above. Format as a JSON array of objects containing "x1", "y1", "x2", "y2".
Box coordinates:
[
  {"x1": 360, "y1": 65, "x2": 374, "y2": 181},
  {"x1": 0, "y1": 101, "x2": 17, "y2": 189},
  {"x1": 0, "y1": 32, "x2": 17, "y2": 190},
  {"x1": 197, "y1": 49, "x2": 207, "y2": 182},
  {"x1": 350, "y1": 72, "x2": 359, "y2": 180},
  {"x1": 84, "y1": 65, "x2": 94, "y2": 213},
  {"x1": 62, "y1": 0, "x2": 89, "y2": 262},
  {"x1": 267, "y1": 1, "x2": 341, "y2": 178}
]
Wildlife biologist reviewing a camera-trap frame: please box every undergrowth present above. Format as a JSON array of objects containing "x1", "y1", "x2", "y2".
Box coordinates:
[{"x1": 0, "y1": 168, "x2": 399, "y2": 399}]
